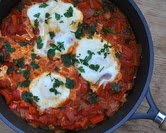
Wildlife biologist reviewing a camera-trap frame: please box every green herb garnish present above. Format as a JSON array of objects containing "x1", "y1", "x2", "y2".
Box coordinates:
[
  {"x1": 112, "y1": 83, "x2": 121, "y2": 92},
  {"x1": 64, "y1": 6, "x2": 73, "y2": 17},
  {"x1": 36, "y1": 36, "x2": 43, "y2": 49},
  {"x1": 39, "y1": 3, "x2": 48, "y2": 8},
  {"x1": 3, "y1": 42, "x2": 15, "y2": 53},
  {"x1": 87, "y1": 92, "x2": 99, "y2": 104},
  {"x1": 55, "y1": 13, "x2": 61, "y2": 20},
  {"x1": 61, "y1": 54, "x2": 78, "y2": 67},
  {"x1": 65, "y1": 77, "x2": 75, "y2": 89}
]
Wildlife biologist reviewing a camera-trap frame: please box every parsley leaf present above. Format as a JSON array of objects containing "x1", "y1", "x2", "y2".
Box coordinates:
[
  {"x1": 74, "y1": 23, "x2": 85, "y2": 39},
  {"x1": 3, "y1": 42, "x2": 15, "y2": 53},
  {"x1": 31, "y1": 61, "x2": 39, "y2": 70},
  {"x1": 61, "y1": 54, "x2": 78, "y2": 67},
  {"x1": 22, "y1": 70, "x2": 30, "y2": 79},
  {"x1": 34, "y1": 13, "x2": 40, "y2": 18},
  {"x1": 64, "y1": 6, "x2": 73, "y2": 17},
  {"x1": 36, "y1": 36, "x2": 43, "y2": 49},
  {"x1": 80, "y1": 50, "x2": 94, "y2": 66},
  {"x1": 54, "y1": 66, "x2": 60, "y2": 71},
  {"x1": 78, "y1": 66, "x2": 85, "y2": 73},
  {"x1": 20, "y1": 79, "x2": 30, "y2": 88},
  {"x1": 112, "y1": 83, "x2": 121, "y2": 92},
  {"x1": 53, "y1": 78, "x2": 64, "y2": 88},
  {"x1": 89, "y1": 64, "x2": 100, "y2": 71},
  {"x1": 65, "y1": 78, "x2": 75, "y2": 89},
  {"x1": 49, "y1": 88, "x2": 61, "y2": 95},
  {"x1": 18, "y1": 42, "x2": 28, "y2": 47},
  {"x1": 88, "y1": 22, "x2": 97, "y2": 38},
  {"x1": 87, "y1": 92, "x2": 99, "y2": 104},
  {"x1": 34, "y1": 19, "x2": 39, "y2": 27},
  {"x1": 97, "y1": 43, "x2": 112, "y2": 58},
  {"x1": 22, "y1": 92, "x2": 40, "y2": 103},
  {"x1": 47, "y1": 49, "x2": 55, "y2": 57},
  {"x1": 115, "y1": 52, "x2": 122, "y2": 58},
  {"x1": 55, "y1": 13, "x2": 61, "y2": 20},
  {"x1": 45, "y1": 12, "x2": 52, "y2": 24},
  {"x1": 14, "y1": 57, "x2": 24, "y2": 68},
  {"x1": 22, "y1": 92, "x2": 33, "y2": 103},
  {"x1": 49, "y1": 32, "x2": 55, "y2": 39},
  {"x1": 7, "y1": 66, "x2": 14, "y2": 74},
  {"x1": 39, "y1": 3, "x2": 48, "y2": 8},
  {"x1": 101, "y1": 27, "x2": 116, "y2": 34}
]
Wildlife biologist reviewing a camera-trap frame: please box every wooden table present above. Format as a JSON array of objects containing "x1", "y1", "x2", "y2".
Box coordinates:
[{"x1": 0, "y1": 0, "x2": 166, "y2": 132}]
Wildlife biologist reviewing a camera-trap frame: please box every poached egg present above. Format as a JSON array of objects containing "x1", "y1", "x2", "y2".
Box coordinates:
[
  {"x1": 27, "y1": 0, "x2": 83, "y2": 57},
  {"x1": 29, "y1": 72, "x2": 70, "y2": 111},
  {"x1": 76, "y1": 36, "x2": 120, "y2": 86}
]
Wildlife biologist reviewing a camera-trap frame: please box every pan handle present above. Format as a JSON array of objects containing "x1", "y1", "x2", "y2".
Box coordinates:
[{"x1": 129, "y1": 88, "x2": 166, "y2": 131}]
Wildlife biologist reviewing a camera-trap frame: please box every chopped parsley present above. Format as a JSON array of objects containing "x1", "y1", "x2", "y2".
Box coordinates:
[
  {"x1": 53, "y1": 78, "x2": 64, "y2": 88},
  {"x1": 20, "y1": 79, "x2": 30, "y2": 88},
  {"x1": 64, "y1": 6, "x2": 73, "y2": 18},
  {"x1": 33, "y1": 96, "x2": 40, "y2": 102},
  {"x1": 31, "y1": 52, "x2": 36, "y2": 60},
  {"x1": 22, "y1": 92, "x2": 39, "y2": 103},
  {"x1": 54, "y1": 66, "x2": 60, "y2": 71},
  {"x1": 55, "y1": 13, "x2": 61, "y2": 20},
  {"x1": 65, "y1": 78, "x2": 75, "y2": 89},
  {"x1": 34, "y1": 13, "x2": 40, "y2": 18},
  {"x1": 47, "y1": 42, "x2": 65, "y2": 57},
  {"x1": 88, "y1": 22, "x2": 97, "y2": 38},
  {"x1": 47, "y1": 49, "x2": 55, "y2": 57},
  {"x1": 72, "y1": 0, "x2": 80, "y2": 6},
  {"x1": 45, "y1": 12, "x2": 52, "y2": 24},
  {"x1": 3, "y1": 42, "x2": 15, "y2": 53},
  {"x1": 78, "y1": 66, "x2": 85, "y2": 73},
  {"x1": 36, "y1": 36, "x2": 43, "y2": 49},
  {"x1": 49, "y1": 78, "x2": 63, "y2": 95},
  {"x1": 101, "y1": 27, "x2": 116, "y2": 34},
  {"x1": 89, "y1": 64, "x2": 100, "y2": 71},
  {"x1": 34, "y1": 19, "x2": 39, "y2": 27},
  {"x1": 80, "y1": 50, "x2": 94, "y2": 66},
  {"x1": 22, "y1": 70, "x2": 30, "y2": 79},
  {"x1": 49, "y1": 32, "x2": 55, "y2": 39},
  {"x1": 39, "y1": 3, "x2": 49, "y2": 8},
  {"x1": 61, "y1": 54, "x2": 78, "y2": 67},
  {"x1": 87, "y1": 92, "x2": 99, "y2": 104},
  {"x1": 7, "y1": 66, "x2": 14, "y2": 74},
  {"x1": 18, "y1": 42, "x2": 28, "y2": 47},
  {"x1": 31, "y1": 61, "x2": 39, "y2": 70},
  {"x1": 112, "y1": 83, "x2": 121, "y2": 92},
  {"x1": 14, "y1": 57, "x2": 25, "y2": 68},
  {"x1": 97, "y1": 43, "x2": 112, "y2": 58},
  {"x1": 49, "y1": 88, "x2": 61, "y2": 95},
  {"x1": 115, "y1": 52, "x2": 122, "y2": 58},
  {"x1": 74, "y1": 23, "x2": 85, "y2": 39}
]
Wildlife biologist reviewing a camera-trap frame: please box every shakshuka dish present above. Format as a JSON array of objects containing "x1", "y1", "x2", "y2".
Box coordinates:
[{"x1": 0, "y1": 0, "x2": 140, "y2": 131}]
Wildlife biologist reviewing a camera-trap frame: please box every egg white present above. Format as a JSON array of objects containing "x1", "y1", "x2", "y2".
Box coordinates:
[
  {"x1": 76, "y1": 36, "x2": 120, "y2": 86},
  {"x1": 27, "y1": 0, "x2": 83, "y2": 57},
  {"x1": 29, "y1": 72, "x2": 70, "y2": 111}
]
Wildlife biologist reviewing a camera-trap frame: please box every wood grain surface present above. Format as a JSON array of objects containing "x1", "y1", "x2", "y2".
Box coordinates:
[{"x1": 0, "y1": 0, "x2": 166, "y2": 132}]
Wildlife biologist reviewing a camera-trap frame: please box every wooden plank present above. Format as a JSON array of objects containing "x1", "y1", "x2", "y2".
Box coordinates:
[
  {"x1": 0, "y1": 0, "x2": 165, "y2": 132},
  {"x1": 117, "y1": 0, "x2": 166, "y2": 132}
]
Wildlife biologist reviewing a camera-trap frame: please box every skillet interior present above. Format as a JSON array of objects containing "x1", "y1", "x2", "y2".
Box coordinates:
[{"x1": 0, "y1": 0, "x2": 152, "y2": 132}]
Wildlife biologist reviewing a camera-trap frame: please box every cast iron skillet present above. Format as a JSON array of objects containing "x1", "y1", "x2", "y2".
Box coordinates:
[{"x1": 0, "y1": 0, "x2": 165, "y2": 132}]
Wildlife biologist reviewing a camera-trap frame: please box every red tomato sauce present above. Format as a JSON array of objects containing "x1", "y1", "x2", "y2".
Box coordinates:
[{"x1": 0, "y1": 0, "x2": 140, "y2": 131}]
